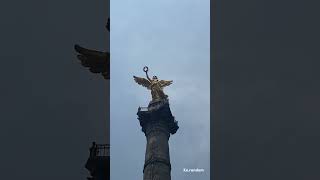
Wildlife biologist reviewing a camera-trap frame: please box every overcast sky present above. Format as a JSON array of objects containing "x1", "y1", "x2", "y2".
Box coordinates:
[{"x1": 110, "y1": 0, "x2": 210, "y2": 179}]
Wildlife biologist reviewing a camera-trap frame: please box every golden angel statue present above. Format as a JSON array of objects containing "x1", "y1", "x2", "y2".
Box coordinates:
[{"x1": 134, "y1": 66, "x2": 173, "y2": 102}]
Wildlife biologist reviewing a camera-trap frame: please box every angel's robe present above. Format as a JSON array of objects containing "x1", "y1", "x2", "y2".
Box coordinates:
[{"x1": 150, "y1": 79, "x2": 169, "y2": 101}]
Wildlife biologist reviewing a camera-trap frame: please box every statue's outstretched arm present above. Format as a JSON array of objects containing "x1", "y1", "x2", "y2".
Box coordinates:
[
  {"x1": 146, "y1": 72, "x2": 152, "y2": 82},
  {"x1": 143, "y1": 66, "x2": 152, "y2": 82}
]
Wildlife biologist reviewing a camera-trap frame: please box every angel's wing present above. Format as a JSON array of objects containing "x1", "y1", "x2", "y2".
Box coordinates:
[
  {"x1": 75, "y1": 44, "x2": 110, "y2": 79},
  {"x1": 133, "y1": 76, "x2": 151, "y2": 89},
  {"x1": 159, "y1": 80, "x2": 173, "y2": 88}
]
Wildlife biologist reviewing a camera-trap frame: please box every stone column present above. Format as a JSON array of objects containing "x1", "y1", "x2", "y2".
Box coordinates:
[{"x1": 137, "y1": 102, "x2": 179, "y2": 180}]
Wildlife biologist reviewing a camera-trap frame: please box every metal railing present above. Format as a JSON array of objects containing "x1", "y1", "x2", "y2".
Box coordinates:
[
  {"x1": 138, "y1": 107, "x2": 149, "y2": 112},
  {"x1": 138, "y1": 99, "x2": 170, "y2": 112},
  {"x1": 89, "y1": 143, "x2": 110, "y2": 157}
]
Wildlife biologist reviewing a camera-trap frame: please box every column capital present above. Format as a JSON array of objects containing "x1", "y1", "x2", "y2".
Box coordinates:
[{"x1": 137, "y1": 103, "x2": 179, "y2": 135}]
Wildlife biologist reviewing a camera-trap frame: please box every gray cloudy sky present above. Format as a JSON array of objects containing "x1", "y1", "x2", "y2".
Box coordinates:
[{"x1": 110, "y1": 0, "x2": 210, "y2": 179}]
